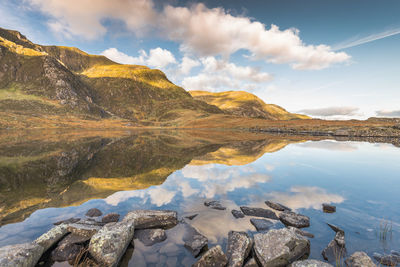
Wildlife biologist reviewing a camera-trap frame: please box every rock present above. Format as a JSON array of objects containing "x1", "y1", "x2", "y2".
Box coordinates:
[
  {"x1": 89, "y1": 220, "x2": 135, "y2": 267},
  {"x1": 54, "y1": 217, "x2": 80, "y2": 225},
  {"x1": 240, "y1": 206, "x2": 279, "y2": 220},
  {"x1": 326, "y1": 223, "x2": 343, "y2": 233},
  {"x1": 373, "y1": 253, "x2": 400, "y2": 266},
  {"x1": 185, "y1": 214, "x2": 198, "y2": 220},
  {"x1": 192, "y1": 245, "x2": 228, "y2": 267},
  {"x1": 102, "y1": 213, "x2": 120, "y2": 223},
  {"x1": 250, "y1": 218, "x2": 273, "y2": 232},
  {"x1": 391, "y1": 250, "x2": 400, "y2": 256},
  {"x1": 123, "y1": 210, "x2": 178, "y2": 229},
  {"x1": 86, "y1": 208, "x2": 102, "y2": 217},
  {"x1": 204, "y1": 200, "x2": 226, "y2": 210},
  {"x1": 0, "y1": 242, "x2": 44, "y2": 267},
  {"x1": 321, "y1": 239, "x2": 346, "y2": 262},
  {"x1": 183, "y1": 223, "x2": 208, "y2": 257},
  {"x1": 51, "y1": 234, "x2": 86, "y2": 262},
  {"x1": 244, "y1": 257, "x2": 259, "y2": 267},
  {"x1": 322, "y1": 204, "x2": 336, "y2": 213},
  {"x1": 226, "y1": 231, "x2": 253, "y2": 267},
  {"x1": 34, "y1": 224, "x2": 69, "y2": 251},
  {"x1": 265, "y1": 201, "x2": 291, "y2": 211},
  {"x1": 67, "y1": 221, "x2": 103, "y2": 238},
  {"x1": 288, "y1": 227, "x2": 315, "y2": 238},
  {"x1": 231, "y1": 210, "x2": 245, "y2": 219},
  {"x1": 289, "y1": 259, "x2": 333, "y2": 267},
  {"x1": 334, "y1": 231, "x2": 345, "y2": 247},
  {"x1": 135, "y1": 229, "x2": 167, "y2": 246},
  {"x1": 279, "y1": 211, "x2": 310, "y2": 228},
  {"x1": 345, "y1": 252, "x2": 376, "y2": 267},
  {"x1": 253, "y1": 228, "x2": 310, "y2": 267}
]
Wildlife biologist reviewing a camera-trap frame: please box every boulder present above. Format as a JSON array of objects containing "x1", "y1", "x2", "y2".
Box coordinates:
[
  {"x1": 345, "y1": 252, "x2": 376, "y2": 267},
  {"x1": 86, "y1": 208, "x2": 102, "y2": 217},
  {"x1": 89, "y1": 220, "x2": 135, "y2": 267},
  {"x1": 226, "y1": 231, "x2": 253, "y2": 267},
  {"x1": 289, "y1": 259, "x2": 333, "y2": 267},
  {"x1": 240, "y1": 207, "x2": 279, "y2": 220},
  {"x1": 123, "y1": 210, "x2": 178, "y2": 229},
  {"x1": 204, "y1": 200, "x2": 226, "y2": 210},
  {"x1": 53, "y1": 217, "x2": 80, "y2": 225},
  {"x1": 253, "y1": 228, "x2": 310, "y2": 267},
  {"x1": 34, "y1": 224, "x2": 69, "y2": 251},
  {"x1": 67, "y1": 220, "x2": 103, "y2": 238},
  {"x1": 250, "y1": 218, "x2": 273, "y2": 232},
  {"x1": 322, "y1": 204, "x2": 336, "y2": 213},
  {"x1": 265, "y1": 201, "x2": 291, "y2": 211},
  {"x1": 321, "y1": 239, "x2": 346, "y2": 262},
  {"x1": 102, "y1": 213, "x2": 120, "y2": 223},
  {"x1": 183, "y1": 223, "x2": 208, "y2": 257},
  {"x1": 0, "y1": 242, "x2": 44, "y2": 267},
  {"x1": 231, "y1": 210, "x2": 245, "y2": 219},
  {"x1": 279, "y1": 211, "x2": 310, "y2": 228},
  {"x1": 288, "y1": 227, "x2": 314, "y2": 238},
  {"x1": 135, "y1": 229, "x2": 167, "y2": 246},
  {"x1": 244, "y1": 257, "x2": 259, "y2": 267},
  {"x1": 192, "y1": 245, "x2": 228, "y2": 267}
]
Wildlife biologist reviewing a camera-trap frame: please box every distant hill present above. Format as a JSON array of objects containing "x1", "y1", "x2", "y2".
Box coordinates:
[{"x1": 189, "y1": 90, "x2": 309, "y2": 120}]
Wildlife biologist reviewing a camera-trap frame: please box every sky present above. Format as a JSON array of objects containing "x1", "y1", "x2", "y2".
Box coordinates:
[{"x1": 1, "y1": 0, "x2": 399, "y2": 119}]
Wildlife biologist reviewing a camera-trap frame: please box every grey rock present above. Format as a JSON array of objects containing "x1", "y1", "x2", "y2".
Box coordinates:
[
  {"x1": 101, "y1": 213, "x2": 120, "y2": 223},
  {"x1": 67, "y1": 221, "x2": 103, "y2": 238},
  {"x1": 192, "y1": 245, "x2": 228, "y2": 267},
  {"x1": 123, "y1": 210, "x2": 178, "y2": 229},
  {"x1": 334, "y1": 231, "x2": 345, "y2": 247},
  {"x1": 51, "y1": 234, "x2": 84, "y2": 263},
  {"x1": 373, "y1": 253, "x2": 400, "y2": 266},
  {"x1": 326, "y1": 223, "x2": 343, "y2": 233},
  {"x1": 89, "y1": 220, "x2": 135, "y2": 267},
  {"x1": 204, "y1": 200, "x2": 226, "y2": 210},
  {"x1": 345, "y1": 252, "x2": 376, "y2": 267},
  {"x1": 289, "y1": 259, "x2": 333, "y2": 267},
  {"x1": 244, "y1": 257, "x2": 259, "y2": 267},
  {"x1": 250, "y1": 218, "x2": 273, "y2": 232},
  {"x1": 183, "y1": 223, "x2": 208, "y2": 257},
  {"x1": 226, "y1": 231, "x2": 253, "y2": 267},
  {"x1": 322, "y1": 204, "x2": 336, "y2": 213},
  {"x1": 288, "y1": 227, "x2": 315, "y2": 238},
  {"x1": 265, "y1": 201, "x2": 291, "y2": 211},
  {"x1": 53, "y1": 217, "x2": 80, "y2": 225},
  {"x1": 0, "y1": 242, "x2": 44, "y2": 267},
  {"x1": 34, "y1": 224, "x2": 69, "y2": 251},
  {"x1": 279, "y1": 211, "x2": 310, "y2": 228},
  {"x1": 240, "y1": 206, "x2": 279, "y2": 220},
  {"x1": 253, "y1": 228, "x2": 310, "y2": 267},
  {"x1": 135, "y1": 229, "x2": 167, "y2": 246},
  {"x1": 186, "y1": 214, "x2": 198, "y2": 220},
  {"x1": 391, "y1": 250, "x2": 400, "y2": 257},
  {"x1": 86, "y1": 208, "x2": 102, "y2": 217},
  {"x1": 231, "y1": 210, "x2": 245, "y2": 219},
  {"x1": 321, "y1": 239, "x2": 346, "y2": 262}
]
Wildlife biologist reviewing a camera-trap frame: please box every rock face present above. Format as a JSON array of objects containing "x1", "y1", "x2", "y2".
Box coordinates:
[
  {"x1": 240, "y1": 206, "x2": 279, "y2": 220},
  {"x1": 289, "y1": 259, "x2": 333, "y2": 267},
  {"x1": 226, "y1": 231, "x2": 253, "y2": 267},
  {"x1": 253, "y1": 228, "x2": 310, "y2": 267},
  {"x1": 279, "y1": 211, "x2": 310, "y2": 228},
  {"x1": 265, "y1": 201, "x2": 291, "y2": 211},
  {"x1": 231, "y1": 210, "x2": 245, "y2": 219},
  {"x1": 182, "y1": 223, "x2": 208, "y2": 257},
  {"x1": 204, "y1": 200, "x2": 226, "y2": 210},
  {"x1": 192, "y1": 245, "x2": 228, "y2": 267},
  {"x1": 135, "y1": 229, "x2": 167, "y2": 246},
  {"x1": 0, "y1": 242, "x2": 44, "y2": 267},
  {"x1": 89, "y1": 220, "x2": 135, "y2": 267},
  {"x1": 250, "y1": 218, "x2": 273, "y2": 232},
  {"x1": 86, "y1": 208, "x2": 103, "y2": 217},
  {"x1": 123, "y1": 210, "x2": 178, "y2": 229},
  {"x1": 34, "y1": 224, "x2": 69, "y2": 251},
  {"x1": 345, "y1": 252, "x2": 376, "y2": 267},
  {"x1": 102, "y1": 213, "x2": 120, "y2": 223},
  {"x1": 322, "y1": 204, "x2": 336, "y2": 213}
]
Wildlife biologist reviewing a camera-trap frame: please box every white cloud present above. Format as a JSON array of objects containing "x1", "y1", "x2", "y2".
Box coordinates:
[
  {"x1": 179, "y1": 56, "x2": 200, "y2": 75},
  {"x1": 299, "y1": 106, "x2": 359, "y2": 117},
  {"x1": 146, "y1": 47, "x2": 176, "y2": 68},
  {"x1": 101, "y1": 47, "x2": 146, "y2": 65},
  {"x1": 376, "y1": 109, "x2": 400, "y2": 118}
]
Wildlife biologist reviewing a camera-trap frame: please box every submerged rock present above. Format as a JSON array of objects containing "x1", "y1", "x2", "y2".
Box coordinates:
[
  {"x1": 183, "y1": 223, "x2": 208, "y2": 257},
  {"x1": 0, "y1": 242, "x2": 44, "y2": 267},
  {"x1": 240, "y1": 206, "x2": 279, "y2": 220},
  {"x1": 185, "y1": 214, "x2": 198, "y2": 220},
  {"x1": 89, "y1": 220, "x2": 135, "y2": 267},
  {"x1": 253, "y1": 228, "x2": 310, "y2": 267},
  {"x1": 101, "y1": 213, "x2": 120, "y2": 223},
  {"x1": 231, "y1": 210, "x2": 245, "y2": 219},
  {"x1": 204, "y1": 200, "x2": 226, "y2": 210},
  {"x1": 345, "y1": 252, "x2": 376, "y2": 267},
  {"x1": 123, "y1": 210, "x2": 178, "y2": 229},
  {"x1": 135, "y1": 229, "x2": 167, "y2": 246},
  {"x1": 192, "y1": 245, "x2": 228, "y2": 267},
  {"x1": 288, "y1": 227, "x2": 314, "y2": 238},
  {"x1": 226, "y1": 231, "x2": 253, "y2": 267},
  {"x1": 289, "y1": 259, "x2": 333, "y2": 267},
  {"x1": 34, "y1": 224, "x2": 69, "y2": 251},
  {"x1": 279, "y1": 211, "x2": 310, "y2": 228},
  {"x1": 86, "y1": 208, "x2": 102, "y2": 217},
  {"x1": 54, "y1": 217, "x2": 80, "y2": 225},
  {"x1": 265, "y1": 200, "x2": 291, "y2": 211},
  {"x1": 322, "y1": 204, "x2": 336, "y2": 213},
  {"x1": 250, "y1": 218, "x2": 273, "y2": 232}
]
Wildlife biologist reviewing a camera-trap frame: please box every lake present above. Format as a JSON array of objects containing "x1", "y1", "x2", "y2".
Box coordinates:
[{"x1": 0, "y1": 130, "x2": 399, "y2": 266}]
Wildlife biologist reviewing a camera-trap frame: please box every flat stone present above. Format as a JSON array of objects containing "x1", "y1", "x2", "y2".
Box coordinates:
[
  {"x1": 185, "y1": 214, "x2": 198, "y2": 220},
  {"x1": 289, "y1": 259, "x2": 333, "y2": 267},
  {"x1": 265, "y1": 201, "x2": 291, "y2": 211},
  {"x1": 231, "y1": 210, "x2": 245, "y2": 219},
  {"x1": 288, "y1": 227, "x2": 314, "y2": 238},
  {"x1": 67, "y1": 221, "x2": 103, "y2": 238},
  {"x1": 373, "y1": 253, "x2": 400, "y2": 266},
  {"x1": 51, "y1": 235, "x2": 84, "y2": 263},
  {"x1": 101, "y1": 213, "x2": 120, "y2": 223},
  {"x1": 250, "y1": 218, "x2": 273, "y2": 232},
  {"x1": 123, "y1": 210, "x2": 178, "y2": 229},
  {"x1": 89, "y1": 220, "x2": 135, "y2": 267},
  {"x1": 322, "y1": 204, "x2": 336, "y2": 213},
  {"x1": 53, "y1": 217, "x2": 80, "y2": 225},
  {"x1": 345, "y1": 252, "x2": 376, "y2": 267},
  {"x1": 244, "y1": 257, "x2": 259, "y2": 267},
  {"x1": 253, "y1": 228, "x2": 310, "y2": 267},
  {"x1": 226, "y1": 231, "x2": 253, "y2": 267},
  {"x1": 34, "y1": 224, "x2": 69, "y2": 251},
  {"x1": 86, "y1": 208, "x2": 102, "y2": 217},
  {"x1": 326, "y1": 223, "x2": 343, "y2": 233},
  {"x1": 240, "y1": 206, "x2": 279, "y2": 220},
  {"x1": 134, "y1": 229, "x2": 167, "y2": 246},
  {"x1": 0, "y1": 242, "x2": 44, "y2": 267},
  {"x1": 192, "y1": 245, "x2": 228, "y2": 267},
  {"x1": 279, "y1": 211, "x2": 310, "y2": 228},
  {"x1": 183, "y1": 223, "x2": 208, "y2": 257},
  {"x1": 322, "y1": 239, "x2": 346, "y2": 262},
  {"x1": 204, "y1": 200, "x2": 226, "y2": 210}
]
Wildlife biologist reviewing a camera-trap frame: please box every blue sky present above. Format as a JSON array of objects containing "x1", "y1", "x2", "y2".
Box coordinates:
[{"x1": 1, "y1": 0, "x2": 399, "y2": 119}]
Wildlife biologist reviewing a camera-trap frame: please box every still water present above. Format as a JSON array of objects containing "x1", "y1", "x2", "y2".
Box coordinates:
[{"x1": 0, "y1": 130, "x2": 399, "y2": 266}]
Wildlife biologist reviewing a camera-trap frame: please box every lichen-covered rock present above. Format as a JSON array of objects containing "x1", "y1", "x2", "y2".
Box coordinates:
[
  {"x1": 123, "y1": 210, "x2": 177, "y2": 229},
  {"x1": 34, "y1": 224, "x2": 69, "y2": 251},
  {"x1": 0, "y1": 242, "x2": 44, "y2": 267},
  {"x1": 183, "y1": 223, "x2": 208, "y2": 257},
  {"x1": 253, "y1": 228, "x2": 310, "y2": 267},
  {"x1": 192, "y1": 245, "x2": 228, "y2": 267},
  {"x1": 289, "y1": 259, "x2": 333, "y2": 267},
  {"x1": 67, "y1": 221, "x2": 103, "y2": 238},
  {"x1": 240, "y1": 206, "x2": 279, "y2": 220},
  {"x1": 89, "y1": 220, "x2": 135, "y2": 267},
  {"x1": 288, "y1": 227, "x2": 314, "y2": 238},
  {"x1": 135, "y1": 229, "x2": 167, "y2": 246},
  {"x1": 279, "y1": 211, "x2": 310, "y2": 228},
  {"x1": 226, "y1": 231, "x2": 253, "y2": 267},
  {"x1": 101, "y1": 213, "x2": 120, "y2": 223},
  {"x1": 345, "y1": 252, "x2": 376, "y2": 267},
  {"x1": 250, "y1": 218, "x2": 274, "y2": 232},
  {"x1": 265, "y1": 201, "x2": 291, "y2": 211}
]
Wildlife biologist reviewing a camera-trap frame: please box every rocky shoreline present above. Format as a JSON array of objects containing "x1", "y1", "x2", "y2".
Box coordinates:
[{"x1": 0, "y1": 201, "x2": 397, "y2": 267}]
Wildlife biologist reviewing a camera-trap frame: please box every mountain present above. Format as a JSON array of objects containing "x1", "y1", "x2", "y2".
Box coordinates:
[{"x1": 189, "y1": 90, "x2": 310, "y2": 120}]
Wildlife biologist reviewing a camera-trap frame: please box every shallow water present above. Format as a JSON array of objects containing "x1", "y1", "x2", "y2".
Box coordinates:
[{"x1": 0, "y1": 130, "x2": 399, "y2": 266}]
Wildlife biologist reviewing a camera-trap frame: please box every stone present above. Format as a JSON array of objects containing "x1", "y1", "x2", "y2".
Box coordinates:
[
  {"x1": 373, "y1": 253, "x2": 400, "y2": 266},
  {"x1": 240, "y1": 206, "x2": 279, "y2": 220},
  {"x1": 183, "y1": 223, "x2": 208, "y2": 257},
  {"x1": 34, "y1": 224, "x2": 69, "y2": 251},
  {"x1": 53, "y1": 217, "x2": 80, "y2": 225},
  {"x1": 321, "y1": 239, "x2": 346, "y2": 262},
  {"x1": 226, "y1": 231, "x2": 253, "y2": 267},
  {"x1": 253, "y1": 228, "x2": 310, "y2": 267},
  {"x1": 134, "y1": 229, "x2": 167, "y2": 246},
  {"x1": 123, "y1": 210, "x2": 178, "y2": 229},
  {"x1": 326, "y1": 223, "x2": 343, "y2": 233},
  {"x1": 89, "y1": 220, "x2": 135, "y2": 267},
  {"x1": 192, "y1": 245, "x2": 228, "y2": 267},
  {"x1": 0, "y1": 242, "x2": 44, "y2": 267},
  {"x1": 244, "y1": 257, "x2": 259, "y2": 267},
  {"x1": 51, "y1": 234, "x2": 86, "y2": 262},
  {"x1": 345, "y1": 252, "x2": 376, "y2": 267},
  {"x1": 279, "y1": 211, "x2": 310, "y2": 228},
  {"x1": 67, "y1": 221, "x2": 103, "y2": 238},
  {"x1": 265, "y1": 201, "x2": 291, "y2": 211},
  {"x1": 250, "y1": 218, "x2": 273, "y2": 232},
  {"x1": 289, "y1": 259, "x2": 333, "y2": 267},
  {"x1": 86, "y1": 208, "x2": 102, "y2": 217},
  {"x1": 185, "y1": 214, "x2": 198, "y2": 220},
  {"x1": 231, "y1": 210, "x2": 245, "y2": 219},
  {"x1": 334, "y1": 231, "x2": 345, "y2": 247},
  {"x1": 101, "y1": 213, "x2": 120, "y2": 223},
  {"x1": 288, "y1": 227, "x2": 315, "y2": 238},
  {"x1": 204, "y1": 200, "x2": 226, "y2": 210},
  {"x1": 391, "y1": 250, "x2": 400, "y2": 256},
  {"x1": 322, "y1": 204, "x2": 336, "y2": 213}
]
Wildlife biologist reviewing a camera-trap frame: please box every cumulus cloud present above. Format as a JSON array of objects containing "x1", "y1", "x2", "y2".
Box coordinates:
[
  {"x1": 375, "y1": 110, "x2": 400, "y2": 117},
  {"x1": 299, "y1": 106, "x2": 359, "y2": 117},
  {"x1": 179, "y1": 56, "x2": 200, "y2": 75}
]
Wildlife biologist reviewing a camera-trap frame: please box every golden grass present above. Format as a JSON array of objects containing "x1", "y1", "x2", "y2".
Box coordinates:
[{"x1": 0, "y1": 36, "x2": 46, "y2": 56}]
